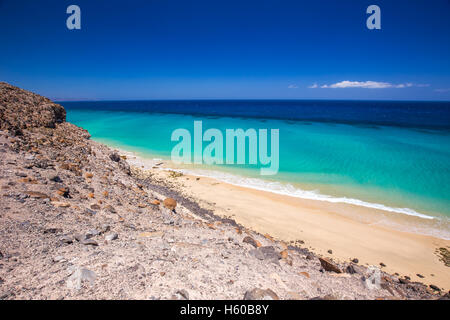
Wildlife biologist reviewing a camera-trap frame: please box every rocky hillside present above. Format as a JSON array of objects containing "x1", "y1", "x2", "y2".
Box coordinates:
[
  {"x1": 0, "y1": 82, "x2": 65, "y2": 134},
  {"x1": 0, "y1": 82, "x2": 447, "y2": 300}
]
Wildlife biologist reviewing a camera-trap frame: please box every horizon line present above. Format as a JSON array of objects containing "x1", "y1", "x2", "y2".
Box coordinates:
[{"x1": 54, "y1": 97, "x2": 450, "y2": 103}]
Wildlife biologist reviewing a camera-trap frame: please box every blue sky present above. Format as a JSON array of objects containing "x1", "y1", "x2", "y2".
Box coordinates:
[{"x1": 0, "y1": 0, "x2": 449, "y2": 100}]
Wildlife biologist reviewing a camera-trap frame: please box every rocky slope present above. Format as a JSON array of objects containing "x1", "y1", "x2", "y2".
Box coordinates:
[
  {"x1": 0, "y1": 83, "x2": 65, "y2": 134},
  {"x1": 0, "y1": 82, "x2": 447, "y2": 300}
]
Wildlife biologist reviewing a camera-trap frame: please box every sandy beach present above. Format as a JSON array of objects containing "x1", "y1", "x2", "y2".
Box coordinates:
[{"x1": 123, "y1": 153, "x2": 450, "y2": 290}]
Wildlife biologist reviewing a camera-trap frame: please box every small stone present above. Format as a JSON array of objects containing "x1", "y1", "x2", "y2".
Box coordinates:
[
  {"x1": 416, "y1": 273, "x2": 424, "y2": 278},
  {"x1": 263, "y1": 233, "x2": 274, "y2": 241},
  {"x1": 24, "y1": 191, "x2": 50, "y2": 199},
  {"x1": 110, "y1": 153, "x2": 121, "y2": 162},
  {"x1": 150, "y1": 200, "x2": 160, "y2": 205},
  {"x1": 319, "y1": 257, "x2": 342, "y2": 273},
  {"x1": 15, "y1": 172, "x2": 27, "y2": 177},
  {"x1": 100, "y1": 224, "x2": 111, "y2": 233},
  {"x1": 105, "y1": 233, "x2": 118, "y2": 241},
  {"x1": 380, "y1": 262, "x2": 386, "y2": 267},
  {"x1": 81, "y1": 239, "x2": 98, "y2": 246},
  {"x1": 43, "y1": 228, "x2": 63, "y2": 234},
  {"x1": 105, "y1": 205, "x2": 116, "y2": 213},
  {"x1": 280, "y1": 249, "x2": 289, "y2": 259},
  {"x1": 74, "y1": 234, "x2": 87, "y2": 242},
  {"x1": 53, "y1": 256, "x2": 66, "y2": 263},
  {"x1": 60, "y1": 235, "x2": 73, "y2": 244},
  {"x1": 306, "y1": 253, "x2": 315, "y2": 260},
  {"x1": 84, "y1": 209, "x2": 96, "y2": 216},
  {"x1": 327, "y1": 249, "x2": 333, "y2": 254},
  {"x1": 243, "y1": 236, "x2": 260, "y2": 248},
  {"x1": 56, "y1": 187, "x2": 70, "y2": 198},
  {"x1": 299, "y1": 271, "x2": 310, "y2": 278},
  {"x1": 86, "y1": 229, "x2": 100, "y2": 239},
  {"x1": 51, "y1": 201, "x2": 70, "y2": 208},
  {"x1": 206, "y1": 223, "x2": 216, "y2": 230},
  {"x1": 243, "y1": 288, "x2": 279, "y2": 300},
  {"x1": 429, "y1": 284, "x2": 440, "y2": 291},
  {"x1": 139, "y1": 231, "x2": 164, "y2": 238},
  {"x1": 85, "y1": 172, "x2": 93, "y2": 179},
  {"x1": 90, "y1": 204, "x2": 101, "y2": 210},
  {"x1": 260, "y1": 246, "x2": 281, "y2": 259},
  {"x1": 250, "y1": 246, "x2": 281, "y2": 261},
  {"x1": 49, "y1": 175, "x2": 62, "y2": 183},
  {"x1": 346, "y1": 265, "x2": 357, "y2": 274},
  {"x1": 172, "y1": 289, "x2": 189, "y2": 300},
  {"x1": 163, "y1": 198, "x2": 177, "y2": 211},
  {"x1": 352, "y1": 258, "x2": 359, "y2": 264},
  {"x1": 249, "y1": 248, "x2": 265, "y2": 260}
]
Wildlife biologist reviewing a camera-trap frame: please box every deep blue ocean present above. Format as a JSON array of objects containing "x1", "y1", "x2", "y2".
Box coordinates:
[
  {"x1": 63, "y1": 100, "x2": 450, "y2": 129},
  {"x1": 62, "y1": 100, "x2": 450, "y2": 238}
]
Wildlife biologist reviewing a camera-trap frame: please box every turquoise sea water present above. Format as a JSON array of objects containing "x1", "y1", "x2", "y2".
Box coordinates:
[{"x1": 65, "y1": 103, "x2": 450, "y2": 238}]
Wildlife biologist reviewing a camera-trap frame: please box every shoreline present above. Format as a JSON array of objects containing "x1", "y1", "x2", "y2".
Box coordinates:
[
  {"x1": 2, "y1": 82, "x2": 447, "y2": 300},
  {"x1": 117, "y1": 147, "x2": 450, "y2": 238},
  {"x1": 96, "y1": 137, "x2": 446, "y2": 222},
  {"x1": 117, "y1": 148, "x2": 450, "y2": 290}
]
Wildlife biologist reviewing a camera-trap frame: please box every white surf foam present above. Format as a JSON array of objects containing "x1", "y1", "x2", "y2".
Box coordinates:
[
  {"x1": 163, "y1": 168, "x2": 436, "y2": 220},
  {"x1": 114, "y1": 147, "x2": 438, "y2": 220},
  {"x1": 114, "y1": 147, "x2": 450, "y2": 239}
]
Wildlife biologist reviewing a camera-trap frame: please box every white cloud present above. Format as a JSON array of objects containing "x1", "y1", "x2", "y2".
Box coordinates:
[
  {"x1": 318, "y1": 80, "x2": 429, "y2": 89},
  {"x1": 288, "y1": 84, "x2": 298, "y2": 89},
  {"x1": 321, "y1": 81, "x2": 393, "y2": 89},
  {"x1": 308, "y1": 83, "x2": 318, "y2": 89},
  {"x1": 394, "y1": 83, "x2": 413, "y2": 88}
]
